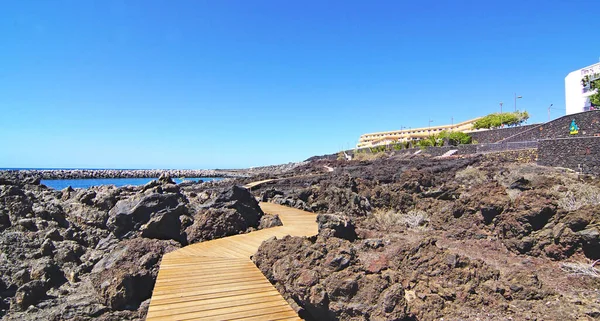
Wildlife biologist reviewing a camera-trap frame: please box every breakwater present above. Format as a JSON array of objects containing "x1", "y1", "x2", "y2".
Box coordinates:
[{"x1": 1, "y1": 169, "x2": 249, "y2": 180}]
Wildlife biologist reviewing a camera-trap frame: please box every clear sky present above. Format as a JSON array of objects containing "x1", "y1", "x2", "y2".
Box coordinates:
[{"x1": 1, "y1": 0, "x2": 599, "y2": 169}]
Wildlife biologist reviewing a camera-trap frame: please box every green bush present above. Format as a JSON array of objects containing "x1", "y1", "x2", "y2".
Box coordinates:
[
  {"x1": 416, "y1": 139, "x2": 433, "y2": 148},
  {"x1": 473, "y1": 111, "x2": 529, "y2": 129},
  {"x1": 370, "y1": 145, "x2": 386, "y2": 153},
  {"x1": 443, "y1": 131, "x2": 472, "y2": 145}
]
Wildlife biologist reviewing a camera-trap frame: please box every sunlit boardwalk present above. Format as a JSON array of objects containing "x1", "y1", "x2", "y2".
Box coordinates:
[
  {"x1": 146, "y1": 182, "x2": 318, "y2": 321},
  {"x1": 243, "y1": 179, "x2": 275, "y2": 189}
]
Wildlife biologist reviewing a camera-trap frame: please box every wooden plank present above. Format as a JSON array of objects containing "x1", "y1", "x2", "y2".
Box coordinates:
[
  {"x1": 149, "y1": 282, "x2": 279, "y2": 302},
  {"x1": 148, "y1": 290, "x2": 281, "y2": 312},
  {"x1": 147, "y1": 292, "x2": 286, "y2": 317},
  {"x1": 152, "y1": 301, "x2": 292, "y2": 321},
  {"x1": 149, "y1": 285, "x2": 279, "y2": 306},
  {"x1": 229, "y1": 312, "x2": 301, "y2": 321},
  {"x1": 147, "y1": 198, "x2": 319, "y2": 320}
]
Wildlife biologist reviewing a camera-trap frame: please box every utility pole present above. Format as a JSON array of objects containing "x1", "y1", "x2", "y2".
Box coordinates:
[{"x1": 547, "y1": 104, "x2": 553, "y2": 121}]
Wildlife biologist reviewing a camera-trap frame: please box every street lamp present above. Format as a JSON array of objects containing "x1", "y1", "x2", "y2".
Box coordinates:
[
  {"x1": 514, "y1": 93, "x2": 523, "y2": 111},
  {"x1": 547, "y1": 104, "x2": 561, "y2": 121},
  {"x1": 500, "y1": 102, "x2": 504, "y2": 127}
]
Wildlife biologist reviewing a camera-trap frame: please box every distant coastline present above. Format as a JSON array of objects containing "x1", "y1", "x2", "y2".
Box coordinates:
[
  {"x1": 0, "y1": 168, "x2": 248, "y2": 180},
  {"x1": 0, "y1": 161, "x2": 307, "y2": 181}
]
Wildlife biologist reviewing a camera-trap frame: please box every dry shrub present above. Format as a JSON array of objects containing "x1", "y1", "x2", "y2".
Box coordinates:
[
  {"x1": 455, "y1": 166, "x2": 488, "y2": 186},
  {"x1": 560, "y1": 262, "x2": 600, "y2": 278},
  {"x1": 372, "y1": 209, "x2": 428, "y2": 230},
  {"x1": 353, "y1": 152, "x2": 386, "y2": 161},
  {"x1": 495, "y1": 163, "x2": 578, "y2": 188},
  {"x1": 556, "y1": 183, "x2": 600, "y2": 211},
  {"x1": 506, "y1": 189, "x2": 521, "y2": 201}
]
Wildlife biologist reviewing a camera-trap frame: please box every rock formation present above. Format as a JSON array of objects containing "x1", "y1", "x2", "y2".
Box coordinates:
[{"x1": 0, "y1": 173, "x2": 270, "y2": 320}]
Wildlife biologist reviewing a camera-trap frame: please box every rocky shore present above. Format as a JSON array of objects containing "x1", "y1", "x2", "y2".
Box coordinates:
[
  {"x1": 250, "y1": 154, "x2": 600, "y2": 320},
  {"x1": 1, "y1": 153, "x2": 599, "y2": 320},
  {"x1": 0, "y1": 173, "x2": 280, "y2": 320}
]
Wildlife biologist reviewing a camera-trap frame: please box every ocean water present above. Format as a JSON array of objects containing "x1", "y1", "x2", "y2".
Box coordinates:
[{"x1": 41, "y1": 177, "x2": 224, "y2": 190}]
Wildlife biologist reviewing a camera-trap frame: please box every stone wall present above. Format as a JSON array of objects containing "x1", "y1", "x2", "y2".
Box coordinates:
[
  {"x1": 469, "y1": 124, "x2": 540, "y2": 144},
  {"x1": 538, "y1": 136, "x2": 600, "y2": 175},
  {"x1": 503, "y1": 110, "x2": 600, "y2": 143},
  {"x1": 333, "y1": 142, "x2": 531, "y2": 160},
  {"x1": 482, "y1": 149, "x2": 538, "y2": 164},
  {"x1": 387, "y1": 144, "x2": 478, "y2": 157}
]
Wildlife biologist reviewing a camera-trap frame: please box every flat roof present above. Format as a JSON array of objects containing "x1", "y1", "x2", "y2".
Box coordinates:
[{"x1": 359, "y1": 117, "x2": 481, "y2": 138}]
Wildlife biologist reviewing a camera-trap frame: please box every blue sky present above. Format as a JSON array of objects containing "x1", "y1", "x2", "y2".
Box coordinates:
[{"x1": 1, "y1": 0, "x2": 599, "y2": 169}]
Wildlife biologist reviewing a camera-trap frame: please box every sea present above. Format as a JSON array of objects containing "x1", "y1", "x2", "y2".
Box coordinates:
[
  {"x1": 0, "y1": 168, "x2": 226, "y2": 190},
  {"x1": 40, "y1": 177, "x2": 224, "y2": 190}
]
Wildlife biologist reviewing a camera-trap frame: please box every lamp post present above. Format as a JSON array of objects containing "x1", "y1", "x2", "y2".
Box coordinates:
[
  {"x1": 428, "y1": 119, "x2": 433, "y2": 135},
  {"x1": 514, "y1": 93, "x2": 523, "y2": 111},
  {"x1": 547, "y1": 104, "x2": 561, "y2": 121},
  {"x1": 500, "y1": 102, "x2": 504, "y2": 127}
]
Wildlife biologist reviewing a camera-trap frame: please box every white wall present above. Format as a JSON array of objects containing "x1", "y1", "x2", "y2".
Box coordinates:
[
  {"x1": 565, "y1": 71, "x2": 587, "y2": 115},
  {"x1": 566, "y1": 62, "x2": 600, "y2": 115}
]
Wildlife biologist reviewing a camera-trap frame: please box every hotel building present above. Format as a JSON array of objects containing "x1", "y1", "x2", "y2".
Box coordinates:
[
  {"x1": 565, "y1": 62, "x2": 600, "y2": 115},
  {"x1": 357, "y1": 117, "x2": 481, "y2": 148}
]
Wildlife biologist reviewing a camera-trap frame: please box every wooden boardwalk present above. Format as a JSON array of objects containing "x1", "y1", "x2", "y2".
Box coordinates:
[{"x1": 146, "y1": 184, "x2": 318, "y2": 321}]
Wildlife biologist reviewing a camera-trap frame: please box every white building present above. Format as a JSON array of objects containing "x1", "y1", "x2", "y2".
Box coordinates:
[
  {"x1": 565, "y1": 62, "x2": 600, "y2": 115},
  {"x1": 357, "y1": 117, "x2": 481, "y2": 148}
]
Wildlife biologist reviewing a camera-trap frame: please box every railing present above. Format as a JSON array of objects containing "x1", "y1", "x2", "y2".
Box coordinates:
[{"x1": 476, "y1": 141, "x2": 538, "y2": 153}]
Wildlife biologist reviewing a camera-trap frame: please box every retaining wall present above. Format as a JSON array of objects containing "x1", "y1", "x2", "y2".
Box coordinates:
[
  {"x1": 469, "y1": 124, "x2": 540, "y2": 144},
  {"x1": 502, "y1": 110, "x2": 600, "y2": 143},
  {"x1": 538, "y1": 136, "x2": 600, "y2": 175}
]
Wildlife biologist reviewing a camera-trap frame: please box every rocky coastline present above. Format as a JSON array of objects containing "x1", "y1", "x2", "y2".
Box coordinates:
[
  {"x1": 250, "y1": 154, "x2": 600, "y2": 320},
  {"x1": 0, "y1": 173, "x2": 281, "y2": 320},
  {"x1": 1, "y1": 153, "x2": 599, "y2": 320},
  {"x1": 2, "y1": 169, "x2": 248, "y2": 180},
  {"x1": 2, "y1": 162, "x2": 308, "y2": 181}
]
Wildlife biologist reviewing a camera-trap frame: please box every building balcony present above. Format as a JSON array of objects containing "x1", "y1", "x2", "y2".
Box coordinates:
[{"x1": 582, "y1": 87, "x2": 598, "y2": 97}]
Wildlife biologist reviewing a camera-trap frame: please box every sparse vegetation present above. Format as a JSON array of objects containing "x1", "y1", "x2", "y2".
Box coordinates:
[
  {"x1": 372, "y1": 209, "x2": 429, "y2": 230},
  {"x1": 353, "y1": 151, "x2": 386, "y2": 161},
  {"x1": 455, "y1": 166, "x2": 489, "y2": 186},
  {"x1": 556, "y1": 183, "x2": 600, "y2": 211},
  {"x1": 560, "y1": 261, "x2": 600, "y2": 278}
]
